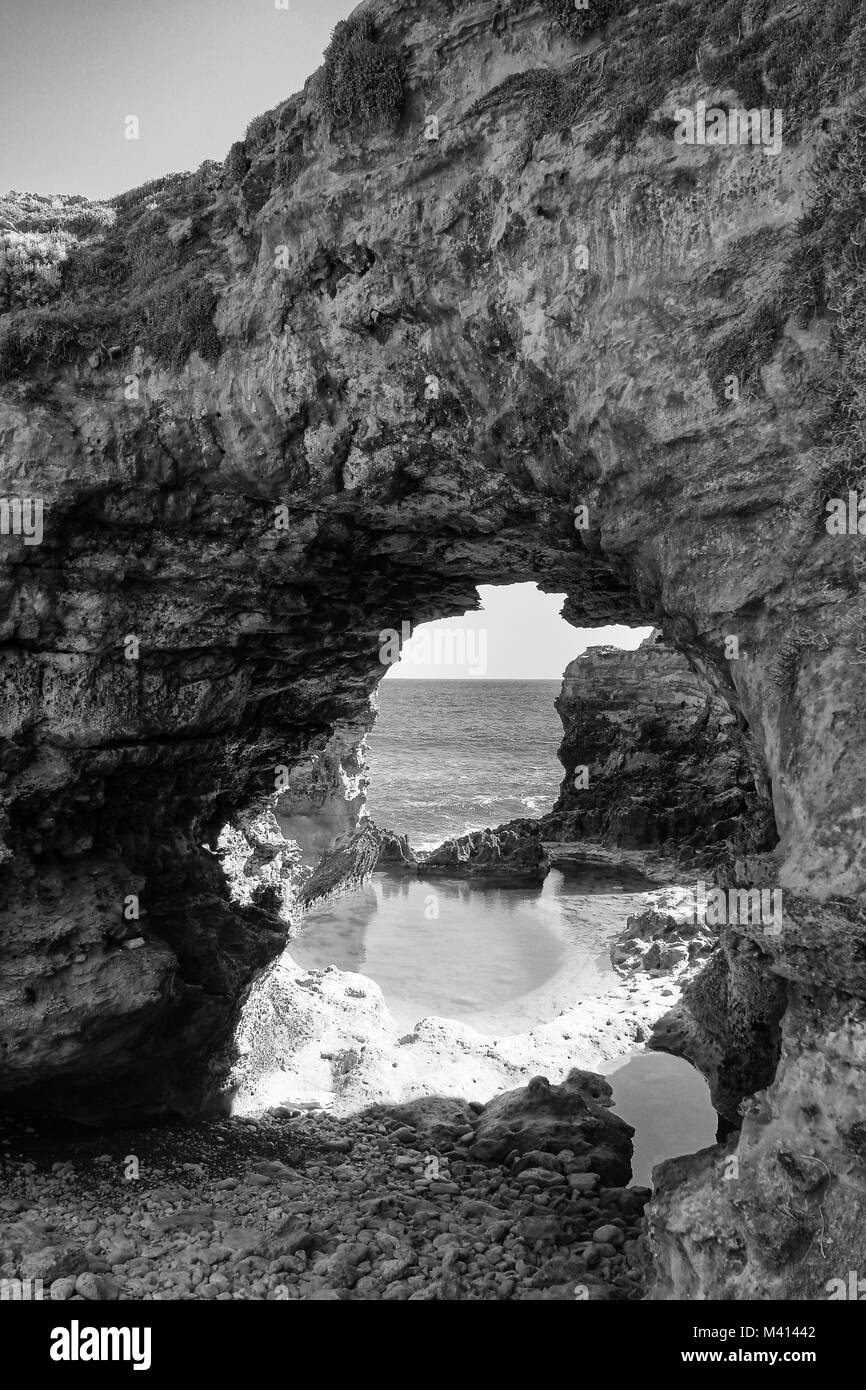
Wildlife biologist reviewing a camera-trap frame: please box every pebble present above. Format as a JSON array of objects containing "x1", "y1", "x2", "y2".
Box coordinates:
[
  {"x1": 0, "y1": 1109, "x2": 650, "y2": 1302},
  {"x1": 76, "y1": 1272, "x2": 119, "y2": 1301},
  {"x1": 567, "y1": 1173, "x2": 599, "y2": 1192},
  {"x1": 592, "y1": 1224, "x2": 625, "y2": 1245}
]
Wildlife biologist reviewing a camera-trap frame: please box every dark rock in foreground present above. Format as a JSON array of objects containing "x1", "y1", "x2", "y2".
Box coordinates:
[
  {"x1": 419, "y1": 824, "x2": 548, "y2": 879},
  {"x1": 469, "y1": 1070, "x2": 634, "y2": 1187}
]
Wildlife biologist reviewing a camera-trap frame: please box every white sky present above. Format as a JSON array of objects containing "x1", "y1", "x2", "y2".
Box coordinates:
[
  {"x1": 386, "y1": 584, "x2": 653, "y2": 680},
  {"x1": 1, "y1": 0, "x2": 357, "y2": 199}
]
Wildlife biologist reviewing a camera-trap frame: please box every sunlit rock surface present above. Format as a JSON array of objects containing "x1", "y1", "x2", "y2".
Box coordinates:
[{"x1": 274, "y1": 716, "x2": 370, "y2": 867}]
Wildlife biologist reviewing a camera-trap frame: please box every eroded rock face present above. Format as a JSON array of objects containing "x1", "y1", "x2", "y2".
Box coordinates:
[
  {"x1": 297, "y1": 820, "x2": 383, "y2": 908},
  {"x1": 469, "y1": 1070, "x2": 634, "y2": 1185},
  {"x1": 649, "y1": 956, "x2": 866, "y2": 1300},
  {"x1": 274, "y1": 716, "x2": 370, "y2": 867},
  {"x1": 650, "y1": 928, "x2": 788, "y2": 1127},
  {"x1": 419, "y1": 823, "x2": 548, "y2": 877},
  {"x1": 374, "y1": 828, "x2": 418, "y2": 867},
  {"x1": 611, "y1": 886, "x2": 717, "y2": 980},
  {"x1": 0, "y1": 0, "x2": 863, "y2": 1302},
  {"x1": 646, "y1": 895, "x2": 866, "y2": 1297},
  {"x1": 549, "y1": 632, "x2": 777, "y2": 863}
]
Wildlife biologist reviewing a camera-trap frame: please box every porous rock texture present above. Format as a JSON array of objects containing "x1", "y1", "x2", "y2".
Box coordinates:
[
  {"x1": 274, "y1": 716, "x2": 369, "y2": 867},
  {"x1": 1, "y1": 0, "x2": 866, "y2": 1300},
  {"x1": 547, "y1": 631, "x2": 777, "y2": 864},
  {"x1": 419, "y1": 822, "x2": 548, "y2": 876},
  {"x1": 468, "y1": 1070, "x2": 634, "y2": 1185},
  {"x1": 611, "y1": 885, "x2": 717, "y2": 980}
]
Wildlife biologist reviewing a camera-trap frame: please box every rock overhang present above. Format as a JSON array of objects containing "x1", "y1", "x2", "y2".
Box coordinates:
[{"x1": 0, "y1": 0, "x2": 864, "y2": 1165}]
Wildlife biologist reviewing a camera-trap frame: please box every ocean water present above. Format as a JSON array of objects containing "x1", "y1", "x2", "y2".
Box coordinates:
[
  {"x1": 289, "y1": 676, "x2": 718, "y2": 1178},
  {"x1": 365, "y1": 679, "x2": 564, "y2": 849}
]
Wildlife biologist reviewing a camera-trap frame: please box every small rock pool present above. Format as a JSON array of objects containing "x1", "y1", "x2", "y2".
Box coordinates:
[
  {"x1": 601, "y1": 1052, "x2": 717, "y2": 1186},
  {"x1": 290, "y1": 865, "x2": 647, "y2": 1032},
  {"x1": 288, "y1": 866, "x2": 718, "y2": 1186}
]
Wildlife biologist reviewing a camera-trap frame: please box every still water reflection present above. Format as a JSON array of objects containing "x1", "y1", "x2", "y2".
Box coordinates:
[{"x1": 289, "y1": 865, "x2": 653, "y2": 1032}]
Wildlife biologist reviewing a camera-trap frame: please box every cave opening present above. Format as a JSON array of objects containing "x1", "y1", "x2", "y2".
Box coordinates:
[{"x1": 233, "y1": 585, "x2": 722, "y2": 1184}]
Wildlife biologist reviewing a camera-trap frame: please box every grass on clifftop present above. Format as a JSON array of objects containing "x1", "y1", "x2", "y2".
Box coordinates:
[
  {"x1": 0, "y1": 164, "x2": 225, "y2": 381},
  {"x1": 0, "y1": 16, "x2": 406, "y2": 382}
]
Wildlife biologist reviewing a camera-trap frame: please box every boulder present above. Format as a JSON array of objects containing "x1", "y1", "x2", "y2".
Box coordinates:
[{"x1": 470, "y1": 1071, "x2": 634, "y2": 1185}]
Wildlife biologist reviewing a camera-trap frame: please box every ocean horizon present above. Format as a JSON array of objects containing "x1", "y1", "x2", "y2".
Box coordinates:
[{"x1": 367, "y1": 678, "x2": 564, "y2": 851}]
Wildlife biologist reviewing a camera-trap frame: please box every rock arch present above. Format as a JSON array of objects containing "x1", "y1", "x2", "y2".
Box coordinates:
[{"x1": 1, "y1": 0, "x2": 864, "y2": 1297}]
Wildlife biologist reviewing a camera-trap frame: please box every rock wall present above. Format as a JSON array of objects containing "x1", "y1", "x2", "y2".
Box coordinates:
[
  {"x1": 549, "y1": 631, "x2": 777, "y2": 865},
  {"x1": 0, "y1": 0, "x2": 865, "y2": 1299},
  {"x1": 274, "y1": 716, "x2": 370, "y2": 867},
  {"x1": 649, "y1": 898, "x2": 866, "y2": 1299}
]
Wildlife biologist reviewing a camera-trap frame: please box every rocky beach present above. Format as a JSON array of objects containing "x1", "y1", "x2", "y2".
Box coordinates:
[
  {"x1": 0, "y1": 864, "x2": 715, "y2": 1302},
  {"x1": 2, "y1": 1073, "x2": 654, "y2": 1303}
]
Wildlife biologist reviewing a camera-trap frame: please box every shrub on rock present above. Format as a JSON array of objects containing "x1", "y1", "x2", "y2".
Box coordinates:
[{"x1": 316, "y1": 15, "x2": 405, "y2": 131}]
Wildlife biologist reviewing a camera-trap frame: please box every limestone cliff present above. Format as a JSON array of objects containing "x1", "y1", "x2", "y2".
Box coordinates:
[
  {"x1": 0, "y1": 0, "x2": 865, "y2": 1302},
  {"x1": 548, "y1": 631, "x2": 776, "y2": 864}
]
